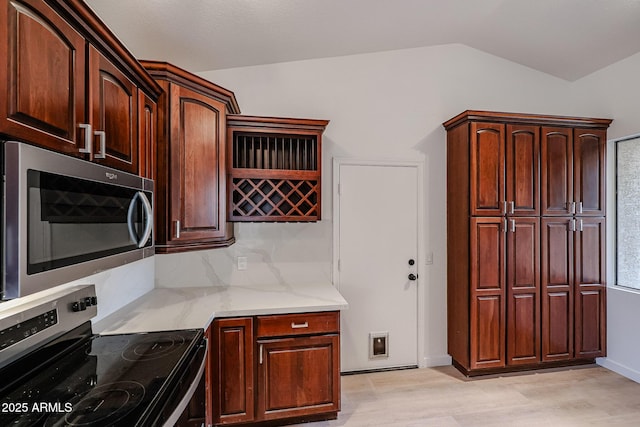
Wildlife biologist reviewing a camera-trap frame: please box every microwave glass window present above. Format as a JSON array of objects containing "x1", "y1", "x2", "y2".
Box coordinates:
[{"x1": 27, "y1": 170, "x2": 151, "y2": 274}]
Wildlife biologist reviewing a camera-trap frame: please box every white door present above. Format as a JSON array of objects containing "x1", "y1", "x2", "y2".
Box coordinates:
[{"x1": 336, "y1": 162, "x2": 419, "y2": 372}]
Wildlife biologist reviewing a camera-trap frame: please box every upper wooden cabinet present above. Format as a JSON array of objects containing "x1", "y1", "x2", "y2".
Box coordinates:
[
  {"x1": 0, "y1": 0, "x2": 161, "y2": 174},
  {"x1": 226, "y1": 115, "x2": 329, "y2": 222},
  {"x1": 141, "y1": 61, "x2": 240, "y2": 253},
  {"x1": 541, "y1": 127, "x2": 606, "y2": 216}
]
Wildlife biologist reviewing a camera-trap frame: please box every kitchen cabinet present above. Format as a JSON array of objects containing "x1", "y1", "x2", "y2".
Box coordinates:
[
  {"x1": 226, "y1": 115, "x2": 329, "y2": 222},
  {"x1": 541, "y1": 127, "x2": 606, "y2": 216},
  {"x1": 141, "y1": 61, "x2": 241, "y2": 253},
  {"x1": 541, "y1": 216, "x2": 606, "y2": 361},
  {"x1": 444, "y1": 110, "x2": 610, "y2": 376},
  {"x1": 138, "y1": 90, "x2": 157, "y2": 180},
  {"x1": 89, "y1": 45, "x2": 138, "y2": 173},
  {"x1": 0, "y1": 0, "x2": 161, "y2": 174},
  {"x1": 211, "y1": 311, "x2": 340, "y2": 426}
]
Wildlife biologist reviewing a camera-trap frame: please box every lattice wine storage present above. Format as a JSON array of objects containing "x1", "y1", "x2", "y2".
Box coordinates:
[{"x1": 226, "y1": 115, "x2": 329, "y2": 222}]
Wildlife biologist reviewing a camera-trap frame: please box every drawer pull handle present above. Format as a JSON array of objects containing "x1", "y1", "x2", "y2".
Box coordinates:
[{"x1": 291, "y1": 322, "x2": 309, "y2": 329}]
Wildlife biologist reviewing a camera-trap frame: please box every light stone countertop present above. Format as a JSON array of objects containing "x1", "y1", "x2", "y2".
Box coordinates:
[{"x1": 93, "y1": 282, "x2": 348, "y2": 335}]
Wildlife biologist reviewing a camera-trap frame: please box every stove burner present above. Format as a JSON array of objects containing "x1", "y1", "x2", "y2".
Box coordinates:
[
  {"x1": 122, "y1": 334, "x2": 186, "y2": 362},
  {"x1": 45, "y1": 381, "x2": 145, "y2": 426}
]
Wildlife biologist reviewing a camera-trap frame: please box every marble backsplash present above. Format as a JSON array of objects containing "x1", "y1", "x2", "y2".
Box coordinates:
[{"x1": 155, "y1": 221, "x2": 332, "y2": 289}]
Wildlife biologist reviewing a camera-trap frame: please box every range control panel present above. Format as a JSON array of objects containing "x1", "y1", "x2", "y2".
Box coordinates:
[
  {"x1": 0, "y1": 284, "x2": 97, "y2": 370},
  {"x1": 0, "y1": 309, "x2": 58, "y2": 351}
]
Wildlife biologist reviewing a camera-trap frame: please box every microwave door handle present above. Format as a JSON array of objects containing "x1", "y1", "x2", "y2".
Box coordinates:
[
  {"x1": 127, "y1": 191, "x2": 153, "y2": 248},
  {"x1": 127, "y1": 192, "x2": 140, "y2": 246},
  {"x1": 138, "y1": 191, "x2": 153, "y2": 248}
]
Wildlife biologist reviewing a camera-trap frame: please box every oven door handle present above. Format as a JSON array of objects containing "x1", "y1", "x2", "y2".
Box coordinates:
[{"x1": 127, "y1": 191, "x2": 153, "y2": 248}]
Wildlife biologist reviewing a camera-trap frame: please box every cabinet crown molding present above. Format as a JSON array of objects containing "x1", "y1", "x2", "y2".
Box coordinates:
[{"x1": 443, "y1": 110, "x2": 612, "y2": 130}]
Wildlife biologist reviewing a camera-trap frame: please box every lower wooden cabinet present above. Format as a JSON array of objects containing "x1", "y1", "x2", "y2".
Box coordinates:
[{"x1": 210, "y1": 312, "x2": 340, "y2": 426}]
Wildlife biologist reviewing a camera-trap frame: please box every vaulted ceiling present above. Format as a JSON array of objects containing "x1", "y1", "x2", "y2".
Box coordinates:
[{"x1": 85, "y1": 0, "x2": 640, "y2": 81}]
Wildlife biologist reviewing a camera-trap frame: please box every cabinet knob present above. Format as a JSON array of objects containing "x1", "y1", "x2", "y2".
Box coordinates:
[
  {"x1": 408, "y1": 259, "x2": 415, "y2": 266},
  {"x1": 408, "y1": 274, "x2": 418, "y2": 281}
]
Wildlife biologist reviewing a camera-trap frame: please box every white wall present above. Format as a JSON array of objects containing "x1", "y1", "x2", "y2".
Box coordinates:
[
  {"x1": 155, "y1": 43, "x2": 576, "y2": 366},
  {"x1": 570, "y1": 52, "x2": 640, "y2": 382}
]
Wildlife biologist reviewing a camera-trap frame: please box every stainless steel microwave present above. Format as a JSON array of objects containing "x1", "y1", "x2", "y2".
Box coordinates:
[{"x1": 1, "y1": 141, "x2": 154, "y2": 300}]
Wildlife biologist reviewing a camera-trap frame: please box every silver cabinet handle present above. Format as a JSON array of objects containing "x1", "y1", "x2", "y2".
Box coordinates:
[
  {"x1": 259, "y1": 344, "x2": 263, "y2": 364},
  {"x1": 509, "y1": 201, "x2": 515, "y2": 215},
  {"x1": 578, "y1": 202, "x2": 583, "y2": 214},
  {"x1": 570, "y1": 219, "x2": 576, "y2": 232},
  {"x1": 502, "y1": 201, "x2": 507, "y2": 215},
  {"x1": 174, "y1": 220, "x2": 181, "y2": 239},
  {"x1": 94, "y1": 130, "x2": 106, "y2": 159},
  {"x1": 579, "y1": 219, "x2": 583, "y2": 232},
  {"x1": 291, "y1": 322, "x2": 309, "y2": 329},
  {"x1": 570, "y1": 201, "x2": 576, "y2": 214},
  {"x1": 510, "y1": 219, "x2": 516, "y2": 233},
  {"x1": 78, "y1": 123, "x2": 92, "y2": 154},
  {"x1": 503, "y1": 218, "x2": 507, "y2": 233}
]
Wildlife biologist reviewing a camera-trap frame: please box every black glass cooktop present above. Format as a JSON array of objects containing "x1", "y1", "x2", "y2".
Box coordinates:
[{"x1": 0, "y1": 324, "x2": 203, "y2": 427}]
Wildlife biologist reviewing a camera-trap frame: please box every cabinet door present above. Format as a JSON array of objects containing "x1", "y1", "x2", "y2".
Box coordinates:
[
  {"x1": 212, "y1": 318, "x2": 254, "y2": 425},
  {"x1": 541, "y1": 217, "x2": 574, "y2": 361},
  {"x1": 470, "y1": 122, "x2": 505, "y2": 216},
  {"x1": 574, "y1": 217, "x2": 606, "y2": 358},
  {"x1": 89, "y1": 45, "x2": 138, "y2": 173},
  {"x1": 574, "y1": 129, "x2": 606, "y2": 217},
  {"x1": 0, "y1": 0, "x2": 86, "y2": 154},
  {"x1": 138, "y1": 90, "x2": 156, "y2": 180},
  {"x1": 506, "y1": 217, "x2": 540, "y2": 365},
  {"x1": 257, "y1": 335, "x2": 340, "y2": 421},
  {"x1": 506, "y1": 125, "x2": 539, "y2": 216},
  {"x1": 470, "y1": 217, "x2": 506, "y2": 370},
  {"x1": 168, "y1": 83, "x2": 228, "y2": 243},
  {"x1": 541, "y1": 127, "x2": 573, "y2": 216}
]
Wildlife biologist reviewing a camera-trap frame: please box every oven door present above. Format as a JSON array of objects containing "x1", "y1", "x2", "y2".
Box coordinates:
[{"x1": 3, "y1": 142, "x2": 154, "y2": 300}]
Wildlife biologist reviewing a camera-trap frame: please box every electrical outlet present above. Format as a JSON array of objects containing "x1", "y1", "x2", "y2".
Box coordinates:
[{"x1": 237, "y1": 256, "x2": 248, "y2": 271}]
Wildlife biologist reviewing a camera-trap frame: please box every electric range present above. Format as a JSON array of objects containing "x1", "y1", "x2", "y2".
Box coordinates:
[{"x1": 0, "y1": 285, "x2": 206, "y2": 426}]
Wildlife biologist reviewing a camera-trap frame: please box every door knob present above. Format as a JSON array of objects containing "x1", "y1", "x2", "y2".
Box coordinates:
[
  {"x1": 408, "y1": 273, "x2": 418, "y2": 281},
  {"x1": 408, "y1": 259, "x2": 415, "y2": 266}
]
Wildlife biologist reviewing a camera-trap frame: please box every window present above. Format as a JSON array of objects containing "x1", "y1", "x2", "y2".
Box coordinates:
[{"x1": 616, "y1": 135, "x2": 640, "y2": 290}]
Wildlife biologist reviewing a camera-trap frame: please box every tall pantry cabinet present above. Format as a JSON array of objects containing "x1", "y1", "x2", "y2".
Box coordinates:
[{"x1": 444, "y1": 111, "x2": 611, "y2": 376}]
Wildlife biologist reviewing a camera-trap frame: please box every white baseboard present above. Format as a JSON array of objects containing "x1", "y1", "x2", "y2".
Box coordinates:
[
  {"x1": 597, "y1": 357, "x2": 640, "y2": 384},
  {"x1": 421, "y1": 354, "x2": 452, "y2": 368}
]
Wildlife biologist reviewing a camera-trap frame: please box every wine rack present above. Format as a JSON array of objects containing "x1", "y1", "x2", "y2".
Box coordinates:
[{"x1": 227, "y1": 115, "x2": 329, "y2": 222}]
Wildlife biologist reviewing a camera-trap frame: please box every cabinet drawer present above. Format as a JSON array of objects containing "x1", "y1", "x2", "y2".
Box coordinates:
[{"x1": 256, "y1": 311, "x2": 339, "y2": 338}]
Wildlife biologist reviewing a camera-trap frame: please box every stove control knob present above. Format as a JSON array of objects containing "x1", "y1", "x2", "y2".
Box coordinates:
[
  {"x1": 72, "y1": 300, "x2": 87, "y2": 312},
  {"x1": 90, "y1": 296, "x2": 98, "y2": 306}
]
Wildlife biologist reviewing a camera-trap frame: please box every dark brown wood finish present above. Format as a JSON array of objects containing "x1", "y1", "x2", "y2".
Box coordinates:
[
  {"x1": 470, "y1": 217, "x2": 505, "y2": 369},
  {"x1": 506, "y1": 125, "x2": 540, "y2": 216},
  {"x1": 541, "y1": 217, "x2": 574, "y2": 362},
  {"x1": 541, "y1": 127, "x2": 573, "y2": 216},
  {"x1": 0, "y1": 0, "x2": 86, "y2": 154},
  {"x1": 142, "y1": 61, "x2": 238, "y2": 253},
  {"x1": 256, "y1": 335, "x2": 340, "y2": 421},
  {"x1": 210, "y1": 311, "x2": 341, "y2": 426},
  {"x1": 506, "y1": 217, "x2": 540, "y2": 366},
  {"x1": 574, "y1": 129, "x2": 606, "y2": 217},
  {"x1": 212, "y1": 317, "x2": 255, "y2": 425},
  {"x1": 138, "y1": 89, "x2": 156, "y2": 180},
  {"x1": 0, "y1": 0, "x2": 161, "y2": 175},
  {"x1": 470, "y1": 122, "x2": 505, "y2": 216},
  {"x1": 444, "y1": 110, "x2": 610, "y2": 376},
  {"x1": 226, "y1": 115, "x2": 329, "y2": 222},
  {"x1": 89, "y1": 45, "x2": 138, "y2": 173},
  {"x1": 574, "y1": 217, "x2": 606, "y2": 358}
]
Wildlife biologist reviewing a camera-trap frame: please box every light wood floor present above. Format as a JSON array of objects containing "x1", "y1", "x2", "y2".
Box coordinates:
[{"x1": 296, "y1": 365, "x2": 640, "y2": 426}]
